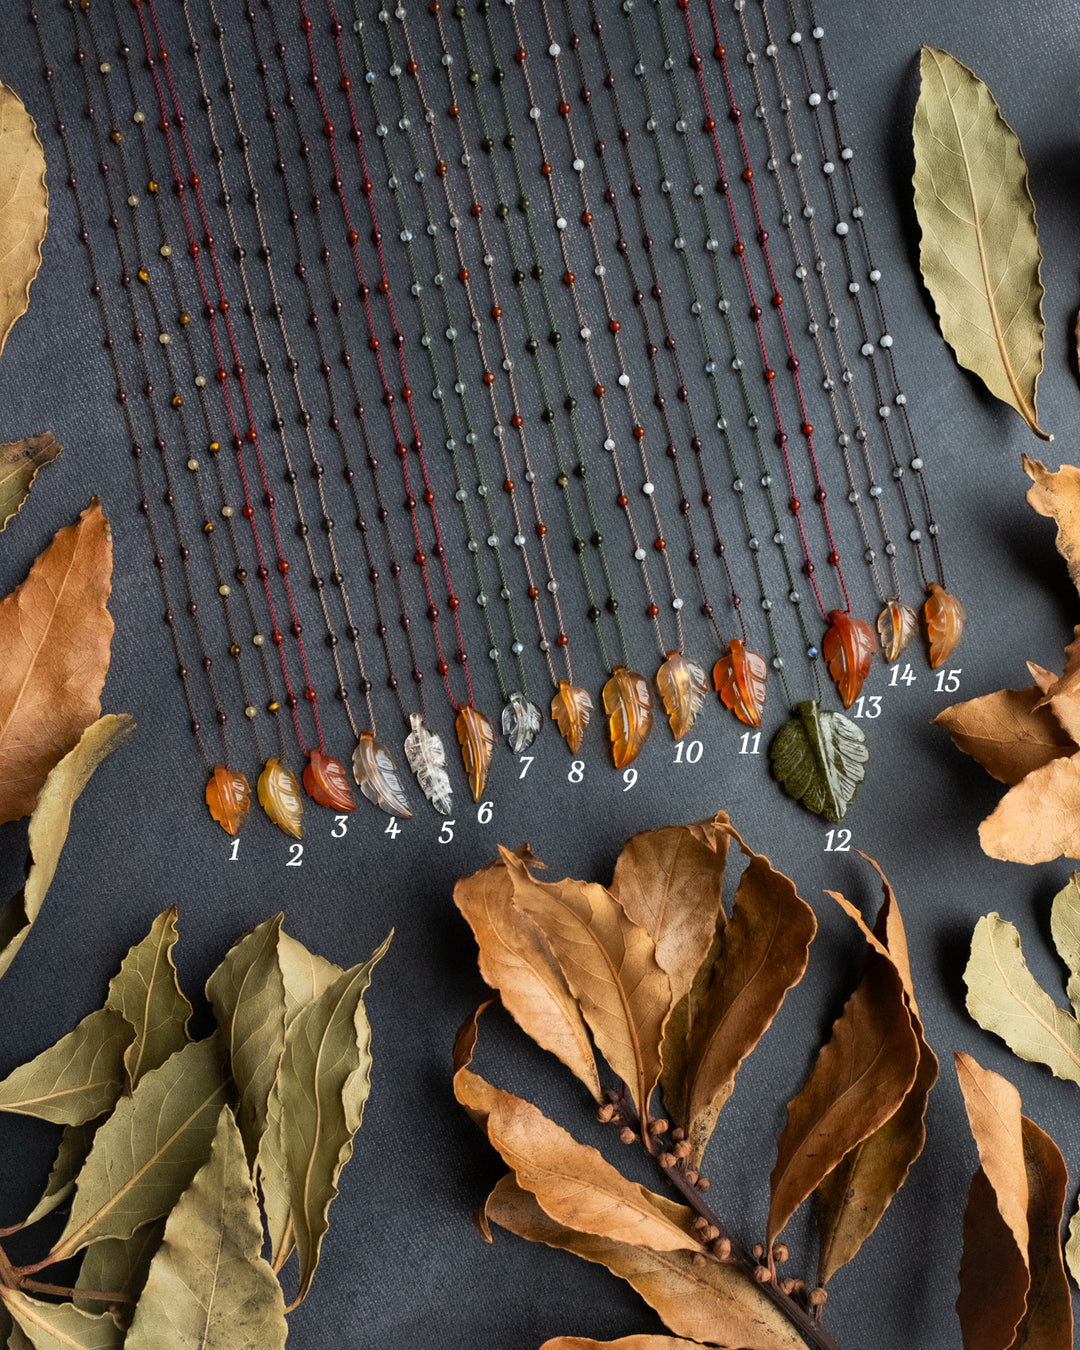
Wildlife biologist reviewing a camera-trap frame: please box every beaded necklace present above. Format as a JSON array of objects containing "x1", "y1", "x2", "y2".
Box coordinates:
[
  {"x1": 367, "y1": 0, "x2": 599, "y2": 754},
  {"x1": 778, "y1": 0, "x2": 964, "y2": 665},
  {"x1": 557, "y1": 0, "x2": 769, "y2": 731},
  {"x1": 336, "y1": 0, "x2": 545, "y2": 757},
  {"x1": 31, "y1": 1, "x2": 261, "y2": 836},
  {"x1": 674, "y1": 0, "x2": 879, "y2": 711},
  {"x1": 439, "y1": 0, "x2": 634, "y2": 757},
  {"x1": 290, "y1": 0, "x2": 499, "y2": 805},
  {"x1": 237, "y1": 1, "x2": 456, "y2": 817},
  {"x1": 178, "y1": 0, "x2": 413, "y2": 819}
]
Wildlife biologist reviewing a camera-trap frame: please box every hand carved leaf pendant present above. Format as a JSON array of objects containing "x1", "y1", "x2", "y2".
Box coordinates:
[
  {"x1": 603, "y1": 666, "x2": 654, "y2": 769},
  {"x1": 655, "y1": 650, "x2": 708, "y2": 740},
  {"x1": 877, "y1": 600, "x2": 919, "y2": 664},
  {"x1": 302, "y1": 749, "x2": 356, "y2": 812},
  {"x1": 924, "y1": 583, "x2": 966, "y2": 669},
  {"x1": 257, "y1": 758, "x2": 303, "y2": 838},
  {"x1": 352, "y1": 731, "x2": 412, "y2": 818},
  {"x1": 712, "y1": 638, "x2": 768, "y2": 727},
  {"x1": 770, "y1": 701, "x2": 869, "y2": 823},
  {"x1": 550, "y1": 681, "x2": 594, "y2": 753},
  {"x1": 823, "y1": 609, "x2": 877, "y2": 708},
  {"x1": 404, "y1": 713, "x2": 452, "y2": 815},
  {"x1": 501, "y1": 692, "x2": 542, "y2": 753},
  {"x1": 205, "y1": 766, "x2": 251, "y2": 836},
  {"x1": 457, "y1": 706, "x2": 496, "y2": 802}
]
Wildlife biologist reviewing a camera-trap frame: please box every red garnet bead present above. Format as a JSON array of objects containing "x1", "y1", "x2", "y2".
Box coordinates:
[
  {"x1": 491, "y1": 305, "x2": 502, "y2": 320},
  {"x1": 771, "y1": 292, "x2": 783, "y2": 308},
  {"x1": 654, "y1": 537, "x2": 666, "y2": 551},
  {"x1": 540, "y1": 163, "x2": 552, "y2": 176},
  {"x1": 559, "y1": 101, "x2": 570, "y2": 116},
  {"x1": 448, "y1": 595, "x2": 459, "y2": 611},
  {"x1": 801, "y1": 421, "x2": 813, "y2": 436},
  {"x1": 609, "y1": 318, "x2": 620, "y2": 333},
  {"x1": 616, "y1": 494, "x2": 628, "y2": 507},
  {"x1": 594, "y1": 384, "x2": 605, "y2": 398},
  {"x1": 528, "y1": 586, "x2": 539, "y2": 599},
  {"x1": 632, "y1": 425, "x2": 644, "y2": 440},
  {"x1": 732, "y1": 241, "x2": 744, "y2": 256},
  {"x1": 510, "y1": 414, "x2": 522, "y2": 428},
  {"x1": 536, "y1": 523, "x2": 547, "y2": 537},
  {"x1": 563, "y1": 270, "x2": 575, "y2": 285},
  {"x1": 437, "y1": 659, "x2": 448, "y2": 675},
  {"x1": 471, "y1": 203, "x2": 482, "y2": 216},
  {"x1": 556, "y1": 633, "x2": 569, "y2": 646},
  {"x1": 581, "y1": 210, "x2": 593, "y2": 226},
  {"x1": 503, "y1": 479, "x2": 514, "y2": 492},
  {"x1": 764, "y1": 368, "x2": 775, "y2": 381},
  {"x1": 483, "y1": 370, "x2": 494, "y2": 384},
  {"x1": 647, "y1": 604, "x2": 659, "y2": 617}
]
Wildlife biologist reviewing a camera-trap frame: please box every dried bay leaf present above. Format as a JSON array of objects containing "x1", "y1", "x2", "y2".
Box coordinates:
[
  {"x1": 485, "y1": 1175, "x2": 803, "y2": 1350},
  {"x1": 1066, "y1": 1196, "x2": 1080, "y2": 1289},
  {"x1": 74, "y1": 1221, "x2": 164, "y2": 1318},
  {"x1": 0, "y1": 1008, "x2": 132, "y2": 1125},
  {"x1": 932, "y1": 686, "x2": 1075, "y2": 787},
  {"x1": 49, "y1": 1035, "x2": 229, "y2": 1264},
  {"x1": 955, "y1": 1052, "x2": 1028, "y2": 1255},
  {"x1": 0, "y1": 433, "x2": 61, "y2": 533},
  {"x1": 454, "y1": 855, "x2": 601, "y2": 1100},
  {"x1": 107, "y1": 908, "x2": 192, "y2": 1090},
  {"x1": 958, "y1": 1165, "x2": 1029, "y2": 1350},
  {"x1": 0, "y1": 81, "x2": 48, "y2": 361},
  {"x1": 1050, "y1": 873, "x2": 1080, "y2": 1016},
  {"x1": 979, "y1": 754, "x2": 1080, "y2": 864},
  {"x1": 2, "y1": 1292, "x2": 122, "y2": 1350},
  {"x1": 18, "y1": 1121, "x2": 97, "y2": 1227},
  {"x1": 501, "y1": 848, "x2": 671, "y2": 1119},
  {"x1": 964, "y1": 912, "x2": 1080, "y2": 1081},
  {"x1": 1025, "y1": 456, "x2": 1080, "y2": 597},
  {"x1": 125, "y1": 1108, "x2": 287, "y2": 1350},
  {"x1": 1012, "y1": 1116, "x2": 1072, "y2": 1350},
  {"x1": 0, "y1": 715, "x2": 134, "y2": 984},
  {"x1": 541, "y1": 1339, "x2": 707, "y2": 1349},
  {"x1": 276, "y1": 927, "x2": 343, "y2": 1021},
  {"x1": 913, "y1": 48, "x2": 1049, "y2": 439},
  {"x1": 0, "y1": 501, "x2": 114, "y2": 825}
]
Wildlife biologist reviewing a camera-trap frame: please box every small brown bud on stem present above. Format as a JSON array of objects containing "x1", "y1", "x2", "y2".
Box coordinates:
[
  {"x1": 673, "y1": 1139, "x2": 692, "y2": 1159},
  {"x1": 647, "y1": 1118, "x2": 669, "y2": 1136},
  {"x1": 704, "y1": 1225, "x2": 720, "y2": 1243},
  {"x1": 671, "y1": 1126, "x2": 685, "y2": 1141},
  {"x1": 754, "y1": 1265, "x2": 772, "y2": 1283},
  {"x1": 752, "y1": 1243, "x2": 764, "y2": 1259},
  {"x1": 780, "y1": 1278, "x2": 796, "y2": 1296},
  {"x1": 692, "y1": 1216, "x2": 709, "y2": 1232},
  {"x1": 772, "y1": 1243, "x2": 789, "y2": 1264},
  {"x1": 659, "y1": 1152, "x2": 677, "y2": 1169},
  {"x1": 618, "y1": 1126, "x2": 636, "y2": 1145},
  {"x1": 692, "y1": 1252, "x2": 707, "y2": 1267},
  {"x1": 695, "y1": 1175, "x2": 710, "y2": 1191},
  {"x1": 684, "y1": 1170, "x2": 699, "y2": 1186},
  {"x1": 597, "y1": 1103, "x2": 615, "y2": 1123},
  {"x1": 714, "y1": 1237, "x2": 731, "y2": 1261},
  {"x1": 809, "y1": 1288, "x2": 827, "y2": 1309}
]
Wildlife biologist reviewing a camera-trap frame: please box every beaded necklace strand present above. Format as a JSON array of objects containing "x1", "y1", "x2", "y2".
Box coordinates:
[
  {"x1": 779, "y1": 0, "x2": 964, "y2": 664},
  {"x1": 291, "y1": 0, "x2": 500, "y2": 805},
  {"x1": 31, "y1": 2, "x2": 260, "y2": 835},
  {"x1": 179, "y1": 0, "x2": 414, "y2": 819},
  {"x1": 558, "y1": 0, "x2": 769, "y2": 731}
]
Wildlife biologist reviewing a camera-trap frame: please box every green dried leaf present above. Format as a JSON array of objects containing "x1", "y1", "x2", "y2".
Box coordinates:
[
  {"x1": 124, "y1": 1108, "x2": 287, "y2": 1350},
  {"x1": 107, "y1": 907, "x2": 192, "y2": 1090},
  {"x1": 277, "y1": 928, "x2": 343, "y2": 1021},
  {"x1": 0, "y1": 1008, "x2": 132, "y2": 1125},
  {"x1": 913, "y1": 47, "x2": 1049, "y2": 439},
  {"x1": 0, "y1": 433, "x2": 61, "y2": 533},
  {"x1": 258, "y1": 932, "x2": 391, "y2": 1305},
  {"x1": 1050, "y1": 874, "x2": 1080, "y2": 1019},
  {"x1": 74, "y1": 1221, "x2": 164, "y2": 1318},
  {"x1": 2, "y1": 1292, "x2": 121, "y2": 1350},
  {"x1": 965, "y1": 913, "x2": 1080, "y2": 1082},
  {"x1": 769, "y1": 701, "x2": 867, "y2": 823},
  {"x1": 18, "y1": 1122, "x2": 97, "y2": 1228},
  {"x1": 48, "y1": 1035, "x2": 228, "y2": 1264},
  {"x1": 0, "y1": 715, "x2": 134, "y2": 985},
  {"x1": 206, "y1": 915, "x2": 287, "y2": 1168}
]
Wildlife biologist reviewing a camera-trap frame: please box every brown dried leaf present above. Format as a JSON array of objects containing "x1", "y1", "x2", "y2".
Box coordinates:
[
  {"x1": 978, "y1": 754, "x2": 1080, "y2": 864},
  {"x1": 1025, "y1": 455, "x2": 1080, "y2": 598},
  {"x1": 603, "y1": 667, "x2": 654, "y2": 769},
  {"x1": 0, "y1": 82, "x2": 48, "y2": 362},
  {"x1": 0, "y1": 500, "x2": 113, "y2": 825},
  {"x1": 1013, "y1": 1116, "x2": 1073, "y2": 1350},
  {"x1": 684, "y1": 829, "x2": 817, "y2": 1169},
  {"x1": 932, "y1": 686, "x2": 1075, "y2": 787},
  {"x1": 501, "y1": 848, "x2": 671, "y2": 1119},
  {"x1": 541, "y1": 1339, "x2": 707, "y2": 1349},
  {"x1": 484, "y1": 1175, "x2": 804, "y2": 1350},
  {"x1": 454, "y1": 855, "x2": 601, "y2": 1100},
  {"x1": 1033, "y1": 628, "x2": 1080, "y2": 743},
  {"x1": 955, "y1": 1052, "x2": 1028, "y2": 1258},
  {"x1": 0, "y1": 433, "x2": 61, "y2": 533}
]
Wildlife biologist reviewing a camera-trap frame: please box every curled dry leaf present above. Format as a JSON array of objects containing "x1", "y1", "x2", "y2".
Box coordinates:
[
  {"x1": 876, "y1": 600, "x2": 918, "y2": 664},
  {"x1": 0, "y1": 714, "x2": 133, "y2": 985},
  {"x1": 257, "y1": 758, "x2": 304, "y2": 838},
  {"x1": 351, "y1": 732, "x2": 412, "y2": 820},
  {"x1": 1067, "y1": 1198, "x2": 1080, "y2": 1290},
  {"x1": 0, "y1": 81, "x2": 48, "y2": 362},
  {"x1": 73, "y1": 1220, "x2": 164, "y2": 1320},
  {"x1": 0, "y1": 1008, "x2": 132, "y2": 1126},
  {"x1": 603, "y1": 667, "x2": 654, "y2": 769},
  {"x1": 107, "y1": 907, "x2": 193, "y2": 1090},
  {"x1": 302, "y1": 750, "x2": 355, "y2": 812},
  {"x1": 17, "y1": 1121, "x2": 96, "y2": 1228},
  {"x1": 0, "y1": 500, "x2": 114, "y2": 826},
  {"x1": 913, "y1": 48, "x2": 1049, "y2": 439},
  {"x1": 1049, "y1": 873, "x2": 1080, "y2": 1016},
  {"x1": 822, "y1": 610, "x2": 876, "y2": 709},
  {"x1": 931, "y1": 686, "x2": 1074, "y2": 787},
  {"x1": 457, "y1": 705, "x2": 497, "y2": 802},
  {"x1": 769, "y1": 701, "x2": 868, "y2": 823},
  {"x1": 2, "y1": 1291, "x2": 122, "y2": 1350},
  {"x1": 1012, "y1": 1117, "x2": 1072, "y2": 1350},
  {"x1": 541, "y1": 1338, "x2": 710, "y2": 1349},
  {"x1": 979, "y1": 755, "x2": 1080, "y2": 864},
  {"x1": 1025, "y1": 456, "x2": 1080, "y2": 594},
  {"x1": 0, "y1": 433, "x2": 61, "y2": 533},
  {"x1": 655, "y1": 652, "x2": 707, "y2": 741},
  {"x1": 712, "y1": 639, "x2": 767, "y2": 728},
  {"x1": 550, "y1": 681, "x2": 593, "y2": 754},
  {"x1": 923, "y1": 584, "x2": 966, "y2": 670}
]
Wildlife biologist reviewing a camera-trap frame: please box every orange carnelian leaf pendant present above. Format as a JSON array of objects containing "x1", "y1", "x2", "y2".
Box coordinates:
[
  {"x1": 456, "y1": 706, "x2": 496, "y2": 802},
  {"x1": 822, "y1": 610, "x2": 877, "y2": 708},
  {"x1": 303, "y1": 749, "x2": 356, "y2": 812},
  {"x1": 876, "y1": 599, "x2": 919, "y2": 664},
  {"x1": 655, "y1": 651, "x2": 708, "y2": 740},
  {"x1": 603, "y1": 666, "x2": 654, "y2": 769},
  {"x1": 205, "y1": 765, "x2": 251, "y2": 836},
  {"x1": 712, "y1": 639, "x2": 768, "y2": 727},
  {"x1": 352, "y1": 731, "x2": 412, "y2": 819},
  {"x1": 257, "y1": 758, "x2": 303, "y2": 838},
  {"x1": 550, "y1": 681, "x2": 594, "y2": 753},
  {"x1": 924, "y1": 583, "x2": 966, "y2": 669}
]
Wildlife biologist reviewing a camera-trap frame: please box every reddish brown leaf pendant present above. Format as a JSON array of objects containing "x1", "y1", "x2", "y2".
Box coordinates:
[
  {"x1": 823, "y1": 610, "x2": 876, "y2": 708},
  {"x1": 655, "y1": 651, "x2": 708, "y2": 740},
  {"x1": 603, "y1": 666, "x2": 653, "y2": 769},
  {"x1": 924, "y1": 583, "x2": 966, "y2": 669},
  {"x1": 712, "y1": 638, "x2": 768, "y2": 727},
  {"x1": 550, "y1": 680, "x2": 594, "y2": 754},
  {"x1": 456, "y1": 706, "x2": 496, "y2": 802},
  {"x1": 257, "y1": 757, "x2": 303, "y2": 838},
  {"x1": 303, "y1": 749, "x2": 356, "y2": 812},
  {"x1": 205, "y1": 765, "x2": 251, "y2": 836}
]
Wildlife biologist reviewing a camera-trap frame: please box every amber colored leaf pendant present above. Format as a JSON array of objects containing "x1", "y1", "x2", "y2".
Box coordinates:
[
  {"x1": 456, "y1": 706, "x2": 496, "y2": 802},
  {"x1": 712, "y1": 638, "x2": 768, "y2": 727},
  {"x1": 205, "y1": 765, "x2": 251, "y2": 836},
  {"x1": 877, "y1": 599, "x2": 919, "y2": 663},
  {"x1": 352, "y1": 731, "x2": 412, "y2": 819},
  {"x1": 924, "y1": 582, "x2": 966, "y2": 669},
  {"x1": 303, "y1": 749, "x2": 356, "y2": 812},
  {"x1": 550, "y1": 680, "x2": 594, "y2": 753},
  {"x1": 823, "y1": 610, "x2": 877, "y2": 708},
  {"x1": 655, "y1": 650, "x2": 708, "y2": 740},
  {"x1": 257, "y1": 757, "x2": 303, "y2": 838},
  {"x1": 603, "y1": 666, "x2": 654, "y2": 769}
]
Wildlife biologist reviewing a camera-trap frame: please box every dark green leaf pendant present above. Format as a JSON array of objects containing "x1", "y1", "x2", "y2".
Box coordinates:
[{"x1": 769, "y1": 701, "x2": 869, "y2": 823}]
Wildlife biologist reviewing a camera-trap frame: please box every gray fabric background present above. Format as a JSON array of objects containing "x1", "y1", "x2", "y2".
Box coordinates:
[{"x1": 1, "y1": 0, "x2": 1079, "y2": 1345}]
